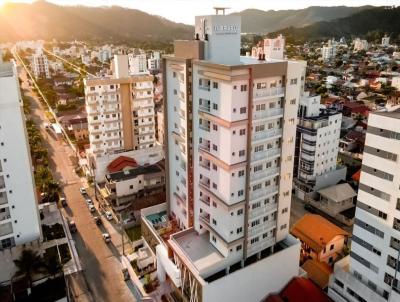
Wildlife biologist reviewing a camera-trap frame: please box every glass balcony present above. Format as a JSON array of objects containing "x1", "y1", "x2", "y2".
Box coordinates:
[{"x1": 253, "y1": 87, "x2": 284, "y2": 99}]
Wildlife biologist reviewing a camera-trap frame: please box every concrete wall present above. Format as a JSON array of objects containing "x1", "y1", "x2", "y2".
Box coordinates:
[{"x1": 202, "y1": 236, "x2": 301, "y2": 302}]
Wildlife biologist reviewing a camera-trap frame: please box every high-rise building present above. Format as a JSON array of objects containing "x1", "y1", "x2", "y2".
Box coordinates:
[
  {"x1": 328, "y1": 109, "x2": 400, "y2": 302},
  {"x1": 84, "y1": 54, "x2": 161, "y2": 181},
  {"x1": 0, "y1": 60, "x2": 41, "y2": 249},
  {"x1": 293, "y1": 91, "x2": 346, "y2": 200},
  {"x1": 322, "y1": 39, "x2": 337, "y2": 62},
  {"x1": 382, "y1": 35, "x2": 390, "y2": 47},
  {"x1": 128, "y1": 52, "x2": 148, "y2": 75},
  {"x1": 353, "y1": 38, "x2": 369, "y2": 52},
  {"x1": 32, "y1": 48, "x2": 50, "y2": 79},
  {"x1": 144, "y1": 9, "x2": 307, "y2": 302}
]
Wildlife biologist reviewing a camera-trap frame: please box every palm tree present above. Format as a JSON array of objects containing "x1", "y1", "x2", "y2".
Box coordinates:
[
  {"x1": 42, "y1": 253, "x2": 62, "y2": 279},
  {"x1": 13, "y1": 249, "x2": 43, "y2": 288}
]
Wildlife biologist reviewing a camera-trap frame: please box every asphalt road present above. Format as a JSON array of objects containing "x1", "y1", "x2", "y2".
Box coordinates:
[{"x1": 19, "y1": 68, "x2": 137, "y2": 302}]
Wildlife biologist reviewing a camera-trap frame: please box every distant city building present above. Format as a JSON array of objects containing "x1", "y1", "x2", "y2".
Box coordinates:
[
  {"x1": 142, "y1": 9, "x2": 307, "y2": 302},
  {"x1": 328, "y1": 109, "x2": 400, "y2": 302},
  {"x1": 128, "y1": 53, "x2": 148, "y2": 74},
  {"x1": 147, "y1": 51, "x2": 161, "y2": 71},
  {"x1": 32, "y1": 48, "x2": 50, "y2": 79},
  {"x1": 251, "y1": 34, "x2": 285, "y2": 60},
  {"x1": 382, "y1": 35, "x2": 390, "y2": 47},
  {"x1": 321, "y1": 39, "x2": 337, "y2": 61},
  {"x1": 84, "y1": 54, "x2": 162, "y2": 181},
  {"x1": 0, "y1": 60, "x2": 41, "y2": 249},
  {"x1": 353, "y1": 38, "x2": 369, "y2": 52}
]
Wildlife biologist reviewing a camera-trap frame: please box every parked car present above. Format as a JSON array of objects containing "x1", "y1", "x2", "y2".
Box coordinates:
[
  {"x1": 79, "y1": 187, "x2": 87, "y2": 195},
  {"x1": 88, "y1": 204, "x2": 96, "y2": 212},
  {"x1": 105, "y1": 211, "x2": 113, "y2": 221},
  {"x1": 69, "y1": 220, "x2": 77, "y2": 233},
  {"x1": 304, "y1": 203, "x2": 316, "y2": 213},
  {"x1": 86, "y1": 198, "x2": 93, "y2": 205},
  {"x1": 102, "y1": 233, "x2": 111, "y2": 243},
  {"x1": 60, "y1": 197, "x2": 67, "y2": 207},
  {"x1": 94, "y1": 216, "x2": 102, "y2": 226},
  {"x1": 122, "y1": 268, "x2": 130, "y2": 281}
]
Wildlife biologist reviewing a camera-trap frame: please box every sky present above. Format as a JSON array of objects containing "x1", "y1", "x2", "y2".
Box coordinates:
[{"x1": 1, "y1": 0, "x2": 398, "y2": 24}]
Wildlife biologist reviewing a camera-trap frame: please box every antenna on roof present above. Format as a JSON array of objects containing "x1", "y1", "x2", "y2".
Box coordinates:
[{"x1": 214, "y1": 7, "x2": 230, "y2": 15}]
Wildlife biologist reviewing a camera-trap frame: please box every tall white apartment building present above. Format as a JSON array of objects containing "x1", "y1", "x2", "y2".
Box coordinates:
[
  {"x1": 128, "y1": 53, "x2": 148, "y2": 75},
  {"x1": 0, "y1": 60, "x2": 41, "y2": 249},
  {"x1": 354, "y1": 38, "x2": 369, "y2": 52},
  {"x1": 151, "y1": 9, "x2": 306, "y2": 302},
  {"x1": 293, "y1": 92, "x2": 345, "y2": 199},
  {"x1": 148, "y1": 51, "x2": 161, "y2": 71},
  {"x1": 382, "y1": 35, "x2": 390, "y2": 47},
  {"x1": 32, "y1": 49, "x2": 50, "y2": 79},
  {"x1": 84, "y1": 55, "x2": 160, "y2": 181},
  {"x1": 322, "y1": 39, "x2": 337, "y2": 61},
  {"x1": 328, "y1": 109, "x2": 400, "y2": 302}
]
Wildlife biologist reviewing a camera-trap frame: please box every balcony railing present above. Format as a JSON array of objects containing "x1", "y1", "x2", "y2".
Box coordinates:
[
  {"x1": 0, "y1": 222, "x2": 13, "y2": 237},
  {"x1": 248, "y1": 220, "x2": 276, "y2": 237},
  {"x1": 250, "y1": 167, "x2": 280, "y2": 183},
  {"x1": 253, "y1": 108, "x2": 283, "y2": 120},
  {"x1": 251, "y1": 148, "x2": 281, "y2": 161},
  {"x1": 199, "y1": 105, "x2": 211, "y2": 113},
  {"x1": 199, "y1": 178, "x2": 210, "y2": 189},
  {"x1": 252, "y1": 128, "x2": 283, "y2": 142},
  {"x1": 199, "y1": 124, "x2": 210, "y2": 132},
  {"x1": 249, "y1": 203, "x2": 278, "y2": 220},
  {"x1": 199, "y1": 85, "x2": 210, "y2": 92},
  {"x1": 253, "y1": 87, "x2": 284, "y2": 99},
  {"x1": 390, "y1": 237, "x2": 400, "y2": 251},
  {"x1": 250, "y1": 185, "x2": 279, "y2": 201},
  {"x1": 200, "y1": 197, "x2": 210, "y2": 207},
  {"x1": 247, "y1": 237, "x2": 276, "y2": 256},
  {"x1": 199, "y1": 143, "x2": 211, "y2": 153},
  {"x1": 0, "y1": 193, "x2": 8, "y2": 205},
  {"x1": 199, "y1": 162, "x2": 210, "y2": 171}
]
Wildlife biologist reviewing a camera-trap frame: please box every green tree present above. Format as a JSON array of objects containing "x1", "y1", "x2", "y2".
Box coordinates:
[{"x1": 42, "y1": 253, "x2": 62, "y2": 278}]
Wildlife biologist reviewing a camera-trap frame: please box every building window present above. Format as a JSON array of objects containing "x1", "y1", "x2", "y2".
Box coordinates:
[
  {"x1": 212, "y1": 219, "x2": 217, "y2": 225},
  {"x1": 213, "y1": 124, "x2": 218, "y2": 131},
  {"x1": 240, "y1": 85, "x2": 247, "y2": 92},
  {"x1": 213, "y1": 82, "x2": 219, "y2": 89},
  {"x1": 290, "y1": 78, "x2": 298, "y2": 85},
  {"x1": 212, "y1": 164, "x2": 217, "y2": 171},
  {"x1": 239, "y1": 129, "x2": 246, "y2": 135},
  {"x1": 238, "y1": 170, "x2": 245, "y2": 177},
  {"x1": 290, "y1": 99, "x2": 296, "y2": 105},
  {"x1": 213, "y1": 144, "x2": 218, "y2": 151},
  {"x1": 213, "y1": 103, "x2": 218, "y2": 110},
  {"x1": 212, "y1": 201, "x2": 217, "y2": 208},
  {"x1": 212, "y1": 183, "x2": 217, "y2": 189},
  {"x1": 212, "y1": 236, "x2": 216, "y2": 243},
  {"x1": 238, "y1": 190, "x2": 244, "y2": 196},
  {"x1": 237, "y1": 227, "x2": 243, "y2": 234},
  {"x1": 237, "y1": 209, "x2": 243, "y2": 215},
  {"x1": 280, "y1": 224, "x2": 287, "y2": 230},
  {"x1": 240, "y1": 107, "x2": 247, "y2": 114},
  {"x1": 239, "y1": 150, "x2": 245, "y2": 157},
  {"x1": 250, "y1": 237, "x2": 259, "y2": 244},
  {"x1": 236, "y1": 245, "x2": 242, "y2": 251}
]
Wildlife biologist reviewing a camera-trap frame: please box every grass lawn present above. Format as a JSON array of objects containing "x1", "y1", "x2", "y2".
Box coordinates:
[{"x1": 125, "y1": 225, "x2": 141, "y2": 242}]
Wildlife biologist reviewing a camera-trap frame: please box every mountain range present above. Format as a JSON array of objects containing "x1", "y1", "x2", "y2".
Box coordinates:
[{"x1": 0, "y1": 1, "x2": 398, "y2": 45}]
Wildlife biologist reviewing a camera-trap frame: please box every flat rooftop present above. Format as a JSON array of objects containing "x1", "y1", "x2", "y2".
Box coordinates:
[
  {"x1": 172, "y1": 230, "x2": 224, "y2": 273},
  {"x1": 106, "y1": 163, "x2": 162, "y2": 182},
  {"x1": 375, "y1": 108, "x2": 400, "y2": 119},
  {"x1": 0, "y1": 62, "x2": 14, "y2": 77}
]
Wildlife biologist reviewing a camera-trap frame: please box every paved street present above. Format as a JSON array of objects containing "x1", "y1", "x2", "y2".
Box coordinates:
[{"x1": 18, "y1": 67, "x2": 138, "y2": 302}]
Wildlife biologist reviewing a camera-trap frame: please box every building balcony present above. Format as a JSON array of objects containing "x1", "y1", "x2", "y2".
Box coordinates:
[
  {"x1": 200, "y1": 196, "x2": 211, "y2": 207},
  {"x1": 199, "y1": 123, "x2": 210, "y2": 132},
  {"x1": 248, "y1": 220, "x2": 276, "y2": 238},
  {"x1": 198, "y1": 85, "x2": 210, "y2": 92},
  {"x1": 250, "y1": 186, "x2": 279, "y2": 201},
  {"x1": 251, "y1": 148, "x2": 281, "y2": 162},
  {"x1": 0, "y1": 210, "x2": 11, "y2": 222},
  {"x1": 390, "y1": 237, "x2": 400, "y2": 251},
  {"x1": 247, "y1": 237, "x2": 276, "y2": 256},
  {"x1": 250, "y1": 167, "x2": 280, "y2": 183},
  {"x1": 253, "y1": 87, "x2": 284, "y2": 100},
  {"x1": 87, "y1": 108, "x2": 100, "y2": 116},
  {"x1": 252, "y1": 128, "x2": 282, "y2": 143},
  {"x1": 0, "y1": 222, "x2": 13, "y2": 237},
  {"x1": 199, "y1": 104, "x2": 211, "y2": 113},
  {"x1": 249, "y1": 203, "x2": 278, "y2": 220},
  {"x1": 199, "y1": 177, "x2": 210, "y2": 189},
  {"x1": 0, "y1": 193, "x2": 8, "y2": 205},
  {"x1": 199, "y1": 212, "x2": 210, "y2": 224},
  {"x1": 253, "y1": 108, "x2": 283, "y2": 121},
  {"x1": 199, "y1": 160, "x2": 211, "y2": 171},
  {"x1": 199, "y1": 141, "x2": 211, "y2": 153}
]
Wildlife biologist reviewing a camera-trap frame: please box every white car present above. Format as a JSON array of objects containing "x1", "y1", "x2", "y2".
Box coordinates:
[
  {"x1": 105, "y1": 211, "x2": 113, "y2": 221},
  {"x1": 86, "y1": 198, "x2": 93, "y2": 205},
  {"x1": 102, "y1": 233, "x2": 111, "y2": 243},
  {"x1": 88, "y1": 204, "x2": 96, "y2": 212},
  {"x1": 79, "y1": 187, "x2": 87, "y2": 195}
]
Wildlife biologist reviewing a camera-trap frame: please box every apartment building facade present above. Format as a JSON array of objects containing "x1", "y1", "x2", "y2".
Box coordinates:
[
  {"x1": 294, "y1": 92, "x2": 345, "y2": 199},
  {"x1": 328, "y1": 109, "x2": 400, "y2": 302},
  {"x1": 353, "y1": 38, "x2": 369, "y2": 52},
  {"x1": 322, "y1": 39, "x2": 337, "y2": 62},
  {"x1": 0, "y1": 61, "x2": 41, "y2": 249},
  {"x1": 154, "y1": 11, "x2": 307, "y2": 302},
  {"x1": 32, "y1": 50, "x2": 50, "y2": 79},
  {"x1": 128, "y1": 53, "x2": 148, "y2": 75}
]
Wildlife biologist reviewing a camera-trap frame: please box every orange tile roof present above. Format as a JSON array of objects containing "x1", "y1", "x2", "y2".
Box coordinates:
[
  {"x1": 302, "y1": 259, "x2": 332, "y2": 289},
  {"x1": 290, "y1": 214, "x2": 349, "y2": 253},
  {"x1": 264, "y1": 277, "x2": 331, "y2": 302},
  {"x1": 107, "y1": 156, "x2": 138, "y2": 173}
]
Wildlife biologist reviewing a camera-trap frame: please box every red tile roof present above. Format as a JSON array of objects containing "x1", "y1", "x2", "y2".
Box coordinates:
[
  {"x1": 107, "y1": 156, "x2": 138, "y2": 173},
  {"x1": 264, "y1": 277, "x2": 331, "y2": 302}
]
